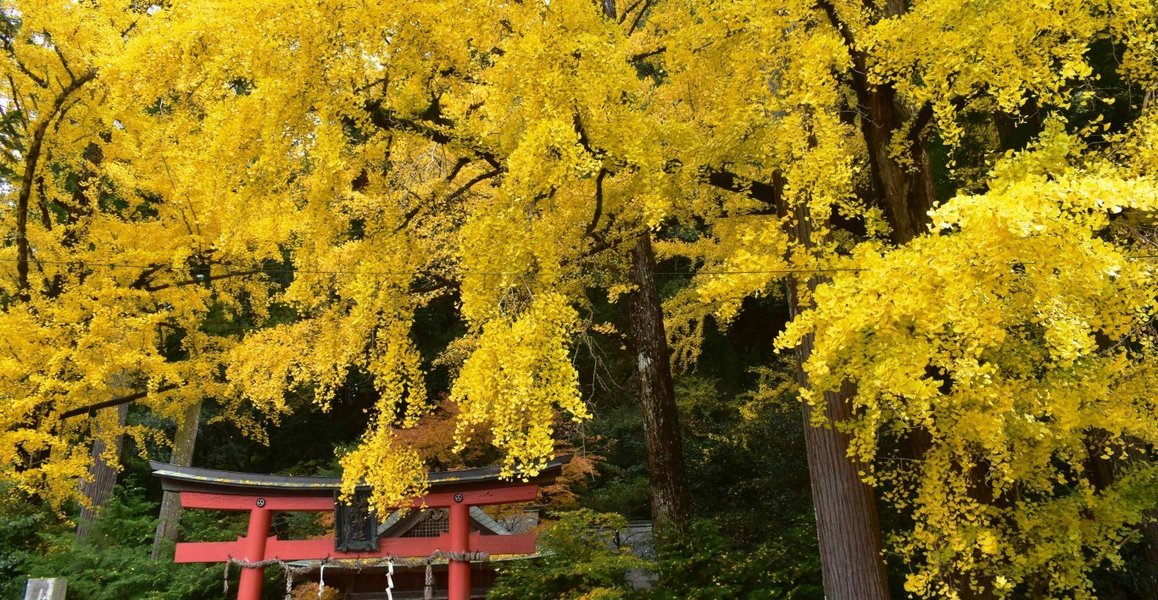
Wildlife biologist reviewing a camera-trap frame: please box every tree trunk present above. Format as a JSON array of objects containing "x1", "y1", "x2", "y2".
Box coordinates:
[
  {"x1": 598, "y1": 0, "x2": 690, "y2": 532},
  {"x1": 821, "y1": 0, "x2": 936, "y2": 246},
  {"x1": 868, "y1": 0, "x2": 935, "y2": 246},
  {"x1": 1091, "y1": 446, "x2": 1158, "y2": 597},
  {"x1": 627, "y1": 233, "x2": 691, "y2": 531},
  {"x1": 151, "y1": 400, "x2": 202, "y2": 560},
  {"x1": 858, "y1": 85, "x2": 936, "y2": 245},
  {"x1": 1141, "y1": 517, "x2": 1158, "y2": 598},
  {"x1": 784, "y1": 201, "x2": 891, "y2": 600},
  {"x1": 75, "y1": 403, "x2": 129, "y2": 541}
]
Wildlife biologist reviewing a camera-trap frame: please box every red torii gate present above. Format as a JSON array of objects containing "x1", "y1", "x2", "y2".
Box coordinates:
[{"x1": 152, "y1": 458, "x2": 568, "y2": 600}]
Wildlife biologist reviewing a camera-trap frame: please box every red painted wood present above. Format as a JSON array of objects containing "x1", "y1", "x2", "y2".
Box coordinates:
[
  {"x1": 179, "y1": 484, "x2": 537, "y2": 511},
  {"x1": 448, "y1": 502, "x2": 470, "y2": 600},
  {"x1": 268, "y1": 537, "x2": 443, "y2": 558},
  {"x1": 174, "y1": 533, "x2": 536, "y2": 563},
  {"x1": 180, "y1": 492, "x2": 333, "y2": 511},
  {"x1": 179, "y1": 484, "x2": 536, "y2": 512},
  {"x1": 237, "y1": 509, "x2": 271, "y2": 600},
  {"x1": 172, "y1": 479, "x2": 543, "y2": 599},
  {"x1": 420, "y1": 484, "x2": 539, "y2": 507},
  {"x1": 466, "y1": 533, "x2": 536, "y2": 554},
  {"x1": 174, "y1": 539, "x2": 245, "y2": 563}
]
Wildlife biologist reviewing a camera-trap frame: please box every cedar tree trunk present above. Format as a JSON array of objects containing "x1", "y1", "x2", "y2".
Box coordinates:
[
  {"x1": 76, "y1": 403, "x2": 129, "y2": 540},
  {"x1": 151, "y1": 400, "x2": 202, "y2": 560},
  {"x1": 600, "y1": 0, "x2": 690, "y2": 532},
  {"x1": 627, "y1": 233, "x2": 691, "y2": 531},
  {"x1": 784, "y1": 200, "x2": 891, "y2": 600}
]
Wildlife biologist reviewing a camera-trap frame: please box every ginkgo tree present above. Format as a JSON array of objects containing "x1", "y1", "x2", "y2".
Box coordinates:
[
  {"x1": 0, "y1": 0, "x2": 289, "y2": 507},
  {"x1": 656, "y1": 1, "x2": 1158, "y2": 597},
  {"x1": 4, "y1": 0, "x2": 1157, "y2": 598},
  {"x1": 780, "y1": 126, "x2": 1158, "y2": 597}
]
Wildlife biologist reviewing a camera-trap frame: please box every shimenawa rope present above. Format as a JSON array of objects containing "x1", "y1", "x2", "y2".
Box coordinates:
[{"x1": 223, "y1": 551, "x2": 491, "y2": 599}]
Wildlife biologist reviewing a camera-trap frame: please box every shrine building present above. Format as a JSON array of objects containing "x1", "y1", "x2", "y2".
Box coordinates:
[{"x1": 151, "y1": 458, "x2": 569, "y2": 600}]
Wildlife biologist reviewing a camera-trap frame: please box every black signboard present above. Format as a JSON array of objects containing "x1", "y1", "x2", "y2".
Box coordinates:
[{"x1": 334, "y1": 487, "x2": 379, "y2": 552}]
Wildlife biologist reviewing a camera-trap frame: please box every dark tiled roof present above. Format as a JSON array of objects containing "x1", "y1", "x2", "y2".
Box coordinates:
[{"x1": 150, "y1": 456, "x2": 570, "y2": 496}]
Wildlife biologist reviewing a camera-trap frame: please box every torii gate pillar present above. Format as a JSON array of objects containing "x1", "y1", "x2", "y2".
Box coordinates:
[
  {"x1": 448, "y1": 501, "x2": 470, "y2": 600},
  {"x1": 151, "y1": 458, "x2": 569, "y2": 600},
  {"x1": 236, "y1": 508, "x2": 271, "y2": 600}
]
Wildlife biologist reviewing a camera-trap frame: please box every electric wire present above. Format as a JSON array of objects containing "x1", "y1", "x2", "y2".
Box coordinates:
[{"x1": 1, "y1": 254, "x2": 1155, "y2": 280}]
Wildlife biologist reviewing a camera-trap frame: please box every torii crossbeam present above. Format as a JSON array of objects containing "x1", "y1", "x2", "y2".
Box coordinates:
[{"x1": 151, "y1": 458, "x2": 568, "y2": 600}]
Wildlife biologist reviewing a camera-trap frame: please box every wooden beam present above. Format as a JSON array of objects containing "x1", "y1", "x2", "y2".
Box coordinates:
[
  {"x1": 179, "y1": 483, "x2": 539, "y2": 512},
  {"x1": 236, "y1": 509, "x2": 271, "y2": 600},
  {"x1": 420, "y1": 484, "x2": 540, "y2": 507},
  {"x1": 174, "y1": 533, "x2": 536, "y2": 563},
  {"x1": 179, "y1": 492, "x2": 333, "y2": 511}
]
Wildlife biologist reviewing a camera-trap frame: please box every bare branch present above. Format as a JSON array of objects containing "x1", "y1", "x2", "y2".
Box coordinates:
[
  {"x1": 14, "y1": 70, "x2": 95, "y2": 298},
  {"x1": 628, "y1": 0, "x2": 653, "y2": 35},
  {"x1": 629, "y1": 46, "x2": 666, "y2": 62},
  {"x1": 142, "y1": 268, "x2": 266, "y2": 293},
  {"x1": 586, "y1": 168, "x2": 608, "y2": 236},
  {"x1": 59, "y1": 383, "x2": 181, "y2": 420}
]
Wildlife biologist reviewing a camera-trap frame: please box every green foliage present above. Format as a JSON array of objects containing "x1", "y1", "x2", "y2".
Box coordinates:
[
  {"x1": 643, "y1": 369, "x2": 823, "y2": 599},
  {"x1": 0, "y1": 486, "x2": 67, "y2": 600},
  {"x1": 487, "y1": 509, "x2": 646, "y2": 600},
  {"x1": 650, "y1": 519, "x2": 822, "y2": 600},
  {"x1": 493, "y1": 362, "x2": 826, "y2": 600},
  {"x1": 577, "y1": 398, "x2": 652, "y2": 520},
  {"x1": 18, "y1": 485, "x2": 225, "y2": 600}
]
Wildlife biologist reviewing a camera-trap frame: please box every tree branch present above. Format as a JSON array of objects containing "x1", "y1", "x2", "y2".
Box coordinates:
[
  {"x1": 629, "y1": 46, "x2": 666, "y2": 62},
  {"x1": 391, "y1": 168, "x2": 501, "y2": 235},
  {"x1": 817, "y1": 0, "x2": 857, "y2": 51},
  {"x1": 628, "y1": 0, "x2": 653, "y2": 35},
  {"x1": 143, "y1": 268, "x2": 266, "y2": 292},
  {"x1": 444, "y1": 156, "x2": 471, "y2": 183},
  {"x1": 50, "y1": 39, "x2": 75, "y2": 82},
  {"x1": 906, "y1": 102, "x2": 934, "y2": 145},
  {"x1": 128, "y1": 264, "x2": 168, "y2": 290},
  {"x1": 15, "y1": 70, "x2": 95, "y2": 298},
  {"x1": 364, "y1": 100, "x2": 502, "y2": 170},
  {"x1": 587, "y1": 168, "x2": 608, "y2": 236},
  {"x1": 817, "y1": 0, "x2": 870, "y2": 101},
  {"x1": 445, "y1": 168, "x2": 501, "y2": 203},
  {"x1": 5, "y1": 54, "x2": 49, "y2": 89},
  {"x1": 59, "y1": 383, "x2": 181, "y2": 420},
  {"x1": 619, "y1": 0, "x2": 644, "y2": 23},
  {"x1": 5, "y1": 74, "x2": 28, "y2": 128},
  {"x1": 601, "y1": 0, "x2": 616, "y2": 19},
  {"x1": 703, "y1": 167, "x2": 782, "y2": 206}
]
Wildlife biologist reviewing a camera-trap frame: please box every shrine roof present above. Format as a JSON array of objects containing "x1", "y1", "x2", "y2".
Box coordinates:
[{"x1": 150, "y1": 457, "x2": 570, "y2": 497}]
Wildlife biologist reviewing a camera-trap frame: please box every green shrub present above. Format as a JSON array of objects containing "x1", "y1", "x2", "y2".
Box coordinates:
[
  {"x1": 487, "y1": 509, "x2": 646, "y2": 600},
  {"x1": 0, "y1": 485, "x2": 67, "y2": 600},
  {"x1": 649, "y1": 519, "x2": 823, "y2": 600},
  {"x1": 18, "y1": 485, "x2": 226, "y2": 600}
]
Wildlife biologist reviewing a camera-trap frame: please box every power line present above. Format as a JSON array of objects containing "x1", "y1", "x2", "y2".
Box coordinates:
[
  {"x1": 0, "y1": 256, "x2": 865, "y2": 277},
  {"x1": 0, "y1": 254, "x2": 1154, "y2": 281}
]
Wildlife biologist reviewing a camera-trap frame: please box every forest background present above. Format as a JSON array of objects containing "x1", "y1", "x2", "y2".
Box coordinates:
[{"x1": 1, "y1": 0, "x2": 1157, "y2": 598}]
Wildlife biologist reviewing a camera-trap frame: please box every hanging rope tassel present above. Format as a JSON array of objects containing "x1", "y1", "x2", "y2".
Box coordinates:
[
  {"x1": 318, "y1": 562, "x2": 327, "y2": 599},
  {"x1": 385, "y1": 557, "x2": 395, "y2": 600},
  {"x1": 285, "y1": 567, "x2": 294, "y2": 600},
  {"x1": 424, "y1": 558, "x2": 434, "y2": 600},
  {"x1": 223, "y1": 560, "x2": 231, "y2": 597}
]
